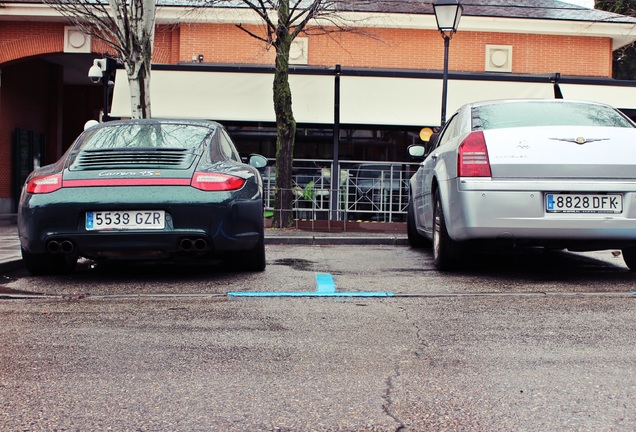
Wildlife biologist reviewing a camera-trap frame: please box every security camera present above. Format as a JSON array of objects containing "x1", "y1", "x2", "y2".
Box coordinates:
[
  {"x1": 88, "y1": 59, "x2": 107, "y2": 83},
  {"x1": 88, "y1": 65, "x2": 103, "y2": 83}
]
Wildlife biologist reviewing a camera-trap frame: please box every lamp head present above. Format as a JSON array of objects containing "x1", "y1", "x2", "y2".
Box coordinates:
[{"x1": 433, "y1": 0, "x2": 463, "y2": 36}]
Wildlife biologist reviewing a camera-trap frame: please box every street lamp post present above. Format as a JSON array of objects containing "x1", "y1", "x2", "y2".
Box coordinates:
[{"x1": 433, "y1": 0, "x2": 463, "y2": 126}]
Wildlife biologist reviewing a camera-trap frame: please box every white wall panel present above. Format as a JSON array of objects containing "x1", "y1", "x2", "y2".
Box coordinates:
[
  {"x1": 340, "y1": 76, "x2": 442, "y2": 126},
  {"x1": 111, "y1": 69, "x2": 334, "y2": 123},
  {"x1": 559, "y1": 83, "x2": 636, "y2": 107}
]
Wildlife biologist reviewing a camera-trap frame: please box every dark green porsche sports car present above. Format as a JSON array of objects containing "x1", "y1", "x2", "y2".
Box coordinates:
[{"x1": 18, "y1": 119, "x2": 267, "y2": 275}]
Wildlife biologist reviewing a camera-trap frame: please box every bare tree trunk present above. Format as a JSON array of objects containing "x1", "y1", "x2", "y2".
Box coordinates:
[
  {"x1": 272, "y1": 2, "x2": 296, "y2": 228},
  {"x1": 229, "y1": 0, "x2": 358, "y2": 226},
  {"x1": 117, "y1": 0, "x2": 155, "y2": 118},
  {"x1": 126, "y1": 56, "x2": 152, "y2": 119}
]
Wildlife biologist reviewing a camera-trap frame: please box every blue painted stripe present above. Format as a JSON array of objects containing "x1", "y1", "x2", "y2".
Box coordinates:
[
  {"x1": 227, "y1": 272, "x2": 394, "y2": 297},
  {"x1": 227, "y1": 291, "x2": 394, "y2": 297}
]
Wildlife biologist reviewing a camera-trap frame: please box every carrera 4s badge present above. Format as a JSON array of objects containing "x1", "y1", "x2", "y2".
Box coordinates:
[{"x1": 98, "y1": 171, "x2": 162, "y2": 177}]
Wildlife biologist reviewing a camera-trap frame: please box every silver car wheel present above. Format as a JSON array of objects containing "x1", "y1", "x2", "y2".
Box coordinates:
[
  {"x1": 432, "y1": 190, "x2": 463, "y2": 271},
  {"x1": 433, "y1": 200, "x2": 441, "y2": 261}
]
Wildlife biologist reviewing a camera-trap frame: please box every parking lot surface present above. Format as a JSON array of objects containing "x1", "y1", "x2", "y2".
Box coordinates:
[{"x1": 1, "y1": 230, "x2": 636, "y2": 431}]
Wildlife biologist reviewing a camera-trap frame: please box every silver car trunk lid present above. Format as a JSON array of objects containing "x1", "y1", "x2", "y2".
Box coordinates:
[{"x1": 483, "y1": 126, "x2": 636, "y2": 179}]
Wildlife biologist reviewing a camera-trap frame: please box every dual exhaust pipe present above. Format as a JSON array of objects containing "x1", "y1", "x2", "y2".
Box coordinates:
[
  {"x1": 46, "y1": 237, "x2": 209, "y2": 254},
  {"x1": 47, "y1": 239, "x2": 75, "y2": 255},
  {"x1": 179, "y1": 237, "x2": 208, "y2": 252}
]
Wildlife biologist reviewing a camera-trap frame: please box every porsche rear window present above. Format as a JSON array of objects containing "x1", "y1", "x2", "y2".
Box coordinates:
[
  {"x1": 79, "y1": 123, "x2": 216, "y2": 151},
  {"x1": 473, "y1": 102, "x2": 635, "y2": 130}
]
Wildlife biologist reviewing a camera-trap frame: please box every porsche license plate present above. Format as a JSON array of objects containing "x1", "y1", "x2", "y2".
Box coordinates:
[
  {"x1": 545, "y1": 194, "x2": 622, "y2": 214},
  {"x1": 86, "y1": 210, "x2": 165, "y2": 230}
]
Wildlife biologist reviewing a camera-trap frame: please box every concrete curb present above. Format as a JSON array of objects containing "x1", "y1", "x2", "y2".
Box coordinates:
[{"x1": 265, "y1": 236, "x2": 408, "y2": 246}]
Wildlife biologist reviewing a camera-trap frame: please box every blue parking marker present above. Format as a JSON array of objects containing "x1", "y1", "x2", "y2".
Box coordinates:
[
  {"x1": 227, "y1": 272, "x2": 394, "y2": 297},
  {"x1": 315, "y1": 273, "x2": 336, "y2": 293}
]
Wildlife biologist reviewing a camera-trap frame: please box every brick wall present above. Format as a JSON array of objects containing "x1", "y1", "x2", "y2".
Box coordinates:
[
  {"x1": 0, "y1": 20, "x2": 613, "y2": 76},
  {"x1": 167, "y1": 24, "x2": 612, "y2": 77},
  {"x1": 461, "y1": 32, "x2": 612, "y2": 76},
  {"x1": 0, "y1": 22, "x2": 65, "y2": 64},
  {"x1": 0, "y1": 22, "x2": 171, "y2": 65},
  {"x1": 178, "y1": 24, "x2": 276, "y2": 64},
  {"x1": 154, "y1": 25, "x2": 182, "y2": 64}
]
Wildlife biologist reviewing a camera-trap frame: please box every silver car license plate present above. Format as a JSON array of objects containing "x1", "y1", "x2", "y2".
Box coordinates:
[
  {"x1": 545, "y1": 194, "x2": 622, "y2": 214},
  {"x1": 86, "y1": 210, "x2": 165, "y2": 230}
]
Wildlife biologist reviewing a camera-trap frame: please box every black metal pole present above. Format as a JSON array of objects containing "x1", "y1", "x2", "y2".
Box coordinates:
[
  {"x1": 102, "y1": 58, "x2": 110, "y2": 122},
  {"x1": 330, "y1": 64, "x2": 341, "y2": 221},
  {"x1": 551, "y1": 72, "x2": 563, "y2": 99},
  {"x1": 102, "y1": 78, "x2": 109, "y2": 122},
  {"x1": 440, "y1": 35, "x2": 450, "y2": 126}
]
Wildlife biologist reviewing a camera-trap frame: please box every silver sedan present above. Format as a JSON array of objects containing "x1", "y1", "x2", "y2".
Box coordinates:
[{"x1": 407, "y1": 99, "x2": 636, "y2": 271}]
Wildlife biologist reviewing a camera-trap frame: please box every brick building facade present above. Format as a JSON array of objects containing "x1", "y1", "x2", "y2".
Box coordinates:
[{"x1": 2, "y1": 0, "x2": 636, "y2": 213}]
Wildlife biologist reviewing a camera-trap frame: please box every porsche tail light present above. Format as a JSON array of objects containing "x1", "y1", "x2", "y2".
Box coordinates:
[
  {"x1": 191, "y1": 172, "x2": 246, "y2": 191},
  {"x1": 458, "y1": 131, "x2": 492, "y2": 177},
  {"x1": 26, "y1": 174, "x2": 62, "y2": 194}
]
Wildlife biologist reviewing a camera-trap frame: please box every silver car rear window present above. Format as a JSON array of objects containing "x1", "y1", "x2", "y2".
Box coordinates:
[
  {"x1": 79, "y1": 123, "x2": 216, "y2": 151},
  {"x1": 473, "y1": 102, "x2": 634, "y2": 130}
]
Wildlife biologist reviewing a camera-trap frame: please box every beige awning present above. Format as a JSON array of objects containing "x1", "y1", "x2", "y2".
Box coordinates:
[{"x1": 110, "y1": 69, "x2": 636, "y2": 127}]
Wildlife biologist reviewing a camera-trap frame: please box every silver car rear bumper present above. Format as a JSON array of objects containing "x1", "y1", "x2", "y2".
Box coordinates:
[{"x1": 445, "y1": 178, "x2": 636, "y2": 242}]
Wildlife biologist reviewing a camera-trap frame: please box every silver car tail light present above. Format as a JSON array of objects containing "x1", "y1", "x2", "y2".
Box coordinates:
[{"x1": 458, "y1": 131, "x2": 492, "y2": 177}]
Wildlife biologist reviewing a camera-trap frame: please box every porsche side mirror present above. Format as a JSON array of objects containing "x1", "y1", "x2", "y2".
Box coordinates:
[{"x1": 248, "y1": 154, "x2": 268, "y2": 169}]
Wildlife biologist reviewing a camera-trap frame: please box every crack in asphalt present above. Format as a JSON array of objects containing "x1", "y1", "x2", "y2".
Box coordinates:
[
  {"x1": 380, "y1": 304, "x2": 430, "y2": 432},
  {"x1": 399, "y1": 305, "x2": 428, "y2": 358},
  {"x1": 382, "y1": 365, "x2": 407, "y2": 432}
]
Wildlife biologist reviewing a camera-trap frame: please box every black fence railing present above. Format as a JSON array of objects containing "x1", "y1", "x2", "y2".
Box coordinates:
[{"x1": 262, "y1": 159, "x2": 419, "y2": 222}]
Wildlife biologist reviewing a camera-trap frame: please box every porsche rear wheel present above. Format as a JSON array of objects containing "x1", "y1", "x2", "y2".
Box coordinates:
[
  {"x1": 22, "y1": 248, "x2": 77, "y2": 276},
  {"x1": 246, "y1": 234, "x2": 266, "y2": 272},
  {"x1": 432, "y1": 190, "x2": 464, "y2": 271},
  {"x1": 228, "y1": 234, "x2": 266, "y2": 272}
]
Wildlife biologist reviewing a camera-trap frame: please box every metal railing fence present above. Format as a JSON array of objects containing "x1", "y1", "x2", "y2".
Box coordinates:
[{"x1": 261, "y1": 159, "x2": 419, "y2": 222}]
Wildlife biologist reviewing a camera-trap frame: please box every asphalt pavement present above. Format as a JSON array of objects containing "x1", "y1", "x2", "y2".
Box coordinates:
[{"x1": 0, "y1": 218, "x2": 407, "y2": 274}]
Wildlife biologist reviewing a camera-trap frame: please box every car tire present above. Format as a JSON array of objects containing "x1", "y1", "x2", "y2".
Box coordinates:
[
  {"x1": 621, "y1": 247, "x2": 636, "y2": 271},
  {"x1": 21, "y1": 248, "x2": 77, "y2": 276},
  {"x1": 228, "y1": 234, "x2": 266, "y2": 272},
  {"x1": 407, "y1": 200, "x2": 429, "y2": 248},
  {"x1": 432, "y1": 190, "x2": 464, "y2": 271}
]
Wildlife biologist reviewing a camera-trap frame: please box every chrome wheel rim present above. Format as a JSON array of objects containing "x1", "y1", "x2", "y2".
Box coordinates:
[{"x1": 433, "y1": 201, "x2": 441, "y2": 259}]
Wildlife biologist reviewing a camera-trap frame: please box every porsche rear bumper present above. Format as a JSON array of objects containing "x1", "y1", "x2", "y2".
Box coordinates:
[{"x1": 18, "y1": 185, "x2": 263, "y2": 258}]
